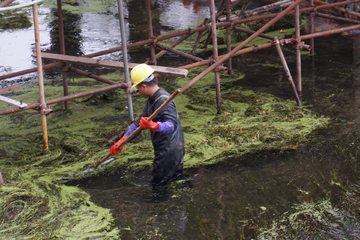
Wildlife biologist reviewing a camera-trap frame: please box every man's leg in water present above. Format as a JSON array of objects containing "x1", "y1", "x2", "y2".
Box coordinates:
[{"x1": 172, "y1": 158, "x2": 184, "y2": 180}]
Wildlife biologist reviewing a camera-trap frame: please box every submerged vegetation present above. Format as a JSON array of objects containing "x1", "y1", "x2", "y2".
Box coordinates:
[
  {"x1": 0, "y1": 66, "x2": 329, "y2": 238},
  {"x1": 0, "y1": 3, "x2": 32, "y2": 30}
]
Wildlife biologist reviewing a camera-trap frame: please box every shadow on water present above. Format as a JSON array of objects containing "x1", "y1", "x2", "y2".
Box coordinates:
[
  {"x1": 41, "y1": 9, "x2": 84, "y2": 78},
  {"x1": 71, "y1": 35, "x2": 360, "y2": 239}
]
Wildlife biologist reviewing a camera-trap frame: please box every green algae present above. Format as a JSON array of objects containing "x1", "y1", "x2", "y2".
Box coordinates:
[
  {"x1": 0, "y1": 66, "x2": 329, "y2": 238},
  {"x1": 0, "y1": 178, "x2": 120, "y2": 239},
  {"x1": 257, "y1": 185, "x2": 360, "y2": 239},
  {"x1": 0, "y1": 2, "x2": 32, "y2": 30}
]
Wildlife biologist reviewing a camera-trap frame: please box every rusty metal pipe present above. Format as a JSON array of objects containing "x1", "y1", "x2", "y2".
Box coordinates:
[
  {"x1": 0, "y1": 0, "x2": 15, "y2": 7},
  {"x1": 310, "y1": 0, "x2": 315, "y2": 55},
  {"x1": 230, "y1": 0, "x2": 244, "y2": 8},
  {"x1": 315, "y1": 12, "x2": 360, "y2": 24},
  {"x1": 313, "y1": 0, "x2": 360, "y2": 18},
  {"x1": 210, "y1": 0, "x2": 222, "y2": 114},
  {"x1": 117, "y1": 0, "x2": 134, "y2": 121},
  {"x1": 203, "y1": 28, "x2": 213, "y2": 49},
  {"x1": 243, "y1": 0, "x2": 292, "y2": 17},
  {"x1": 57, "y1": 0, "x2": 69, "y2": 110},
  {"x1": 33, "y1": 2, "x2": 49, "y2": 150},
  {"x1": 224, "y1": 0, "x2": 360, "y2": 25},
  {"x1": 301, "y1": 24, "x2": 360, "y2": 40},
  {"x1": 69, "y1": 67, "x2": 120, "y2": 85},
  {"x1": 0, "y1": 84, "x2": 124, "y2": 116},
  {"x1": 203, "y1": 7, "x2": 226, "y2": 49},
  {"x1": 226, "y1": 0, "x2": 232, "y2": 74},
  {"x1": 189, "y1": 19, "x2": 209, "y2": 60},
  {"x1": 180, "y1": 22, "x2": 360, "y2": 71},
  {"x1": 217, "y1": 0, "x2": 226, "y2": 11},
  {"x1": 181, "y1": 22, "x2": 360, "y2": 70},
  {"x1": 146, "y1": 0, "x2": 156, "y2": 65},
  {"x1": 0, "y1": 62, "x2": 64, "y2": 81},
  {"x1": 232, "y1": 26, "x2": 276, "y2": 40},
  {"x1": 0, "y1": 37, "x2": 156, "y2": 81},
  {"x1": 295, "y1": 4, "x2": 302, "y2": 95},
  {"x1": 274, "y1": 38, "x2": 302, "y2": 106},
  {"x1": 222, "y1": 0, "x2": 292, "y2": 21},
  {"x1": 155, "y1": 43, "x2": 203, "y2": 62},
  {"x1": 2, "y1": 0, "x2": 359, "y2": 82},
  {"x1": 155, "y1": 32, "x2": 194, "y2": 60},
  {"x1": 179, "y1": 0, "x2": 304, "y2": 94},
  {"x1": 2, "y1": 0, "x2": 359, "y2": 121},
  {"x1": 190, "y1": 29, "x2": 205, "y2": 55}
]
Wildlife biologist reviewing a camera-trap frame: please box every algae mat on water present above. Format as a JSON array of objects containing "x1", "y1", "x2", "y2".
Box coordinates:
[{"x1": 0, "y1": 68, "x2": 328, "y2": 238}]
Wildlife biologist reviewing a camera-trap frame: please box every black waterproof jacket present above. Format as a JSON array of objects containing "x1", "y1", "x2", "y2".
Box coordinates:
[{"x1": 135, "y1": 88, "x2": 185, "y2": 185}]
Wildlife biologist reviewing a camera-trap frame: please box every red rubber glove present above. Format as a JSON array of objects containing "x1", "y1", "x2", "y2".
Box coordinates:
[
  {"x1": 110, "y1": 135, "x2": 127, "y2": 155},
  {"x1": 139, "y1": 117, "x2": 160, "y2": 132}
]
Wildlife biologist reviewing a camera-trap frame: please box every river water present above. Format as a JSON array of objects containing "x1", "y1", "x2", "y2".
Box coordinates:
[
  {"x1": 2, "y1": 0, "x2": 360, "y2": 239},
  {"x1": 75, "y1": 35, "x2": 360, "y2": 239}
]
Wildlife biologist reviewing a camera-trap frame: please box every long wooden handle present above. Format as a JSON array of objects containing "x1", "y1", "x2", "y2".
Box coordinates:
[
  {"x1": 94, "y1": 4, "x2": 285, "y2": 168},
  {"x1": 94, "y1": 90, "x2": 180, "y2": 168}
]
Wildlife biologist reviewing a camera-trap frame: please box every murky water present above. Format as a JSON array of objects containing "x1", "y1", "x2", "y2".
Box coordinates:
[
  {"x1": 0, "y1": 4, "x2": 51, "y2": 78},
  {"x1": 3, "y1": 0, "x2": 360, "y2": 239},
  {"x1": 70, "y1": 35, "x2": 360, "y2": 239}
]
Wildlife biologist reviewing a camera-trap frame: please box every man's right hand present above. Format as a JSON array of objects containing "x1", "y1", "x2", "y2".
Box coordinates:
[{"x1": 110, "y1": 135, "x2": 127, "y2": 155}]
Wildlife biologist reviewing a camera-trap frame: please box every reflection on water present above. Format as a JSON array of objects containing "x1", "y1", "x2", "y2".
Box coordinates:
[
  {"x1": 47, "y1": 9, "x2": 83, "y2": 56},
  {"x1": 80, "y1": 13, "x2": 128, "y2": 59},
  {"x1": 0, "y1": 6, "x2": 51, "y2": 76},
  {"x1": 353, "y1": 39, "x2": 360, "y2": 65},
  {"x1": 158, "y1": 0, "x2": 209, "y2": 31},
  {"x1": 127, "y1": 0, "x2": 160, "y2": 44}
]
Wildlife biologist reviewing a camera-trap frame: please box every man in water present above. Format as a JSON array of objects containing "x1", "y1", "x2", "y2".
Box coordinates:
[{"x1": 110, "y1": 64, "x2": 185, "y2": 200}]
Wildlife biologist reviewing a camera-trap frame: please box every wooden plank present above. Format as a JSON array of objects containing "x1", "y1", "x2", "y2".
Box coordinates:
[
  {"x1": 35, "y1": 52, "x2": 189, "y2": 77},
  {"x1": 0, "y1": 95, "x2": 28, "y2": 108},
  {"x1": 0, "y1": 85, "x2": 19, "y2": 94}
]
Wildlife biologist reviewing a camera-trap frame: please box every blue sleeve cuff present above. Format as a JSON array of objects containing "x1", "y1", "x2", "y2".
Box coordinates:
[
  {"x1": 125, "y1": 123, "x2": 141, "y2": 139},
  {"x1": 156, "y1": 121, "x2": 174, "y2": 134}
]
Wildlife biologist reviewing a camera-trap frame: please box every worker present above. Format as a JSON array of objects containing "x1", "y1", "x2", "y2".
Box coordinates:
[{"x1": 110, "y1": 64, "x2": 185, "y2": 197}]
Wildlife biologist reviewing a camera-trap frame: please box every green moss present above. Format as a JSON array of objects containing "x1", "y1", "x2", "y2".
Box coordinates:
[
  {"x1": 0, "y1": 66, "x2": 328, "y2": 237},
  {"x1": 0, "y1": 5, "x2": 32, "y2": 29},
  {"x1": 0, "y1": 179, "x2": 120, "y2": 239}
]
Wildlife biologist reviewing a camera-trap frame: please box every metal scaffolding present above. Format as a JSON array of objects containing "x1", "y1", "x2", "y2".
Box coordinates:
[{"x1": 1, "y1": 0, "x2": 360, "y2": 150}]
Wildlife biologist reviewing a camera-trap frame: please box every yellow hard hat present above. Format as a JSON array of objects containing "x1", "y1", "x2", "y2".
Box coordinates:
[{"x1": 131, "y1": 64, "x2": 155, "y2": 88}]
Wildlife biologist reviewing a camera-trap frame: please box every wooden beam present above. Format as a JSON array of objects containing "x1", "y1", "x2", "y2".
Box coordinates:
[
  {"x1": 0, "y1": 95, "x2": 28, "y2": 108},
  {"x1": 34, "y1": 52, "x2": 189, "y2": 77},
  {"x1": 0, "y1": 85, "x2": 19, "y2": 94}
]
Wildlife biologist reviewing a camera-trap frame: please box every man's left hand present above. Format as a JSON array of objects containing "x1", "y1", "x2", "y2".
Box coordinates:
[{"x1": 139, "y1": 117, "x2": 160, "y2": 132}]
